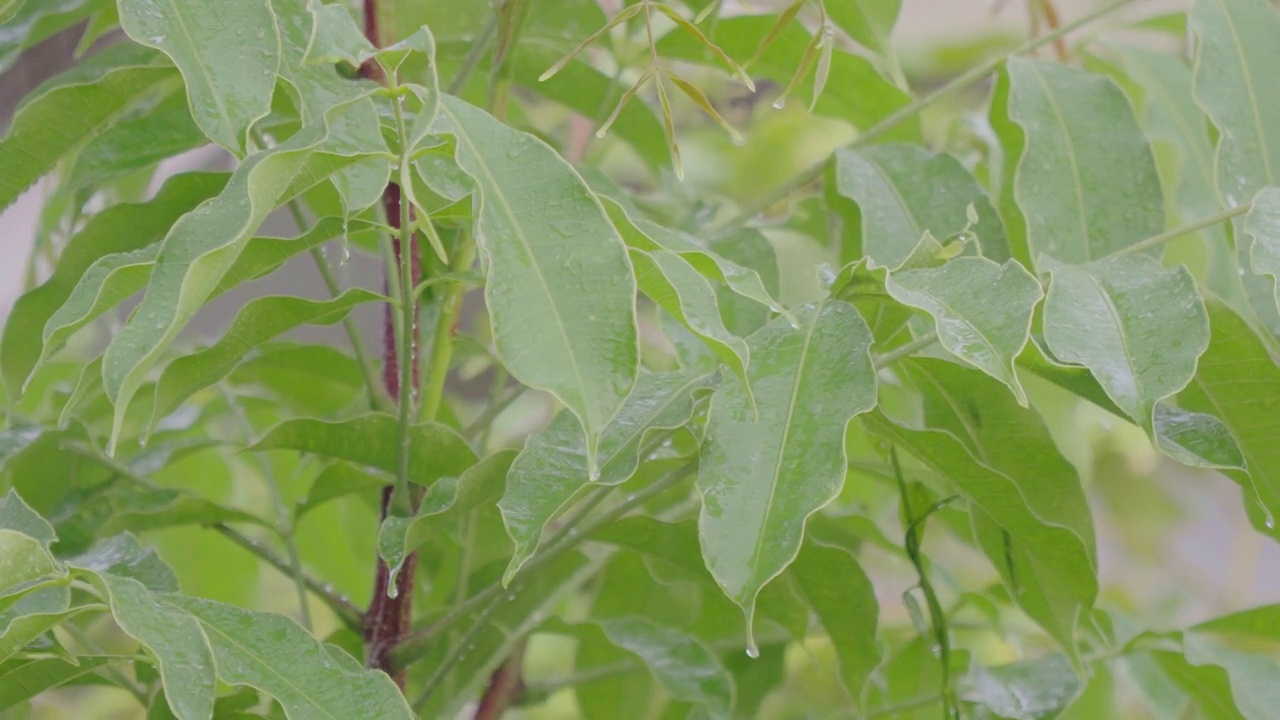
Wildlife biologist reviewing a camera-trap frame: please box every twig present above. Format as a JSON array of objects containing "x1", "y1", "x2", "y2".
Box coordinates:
[
  {"x1": 872, "y1": 331, "x2": 939, "y2": 370},
  {"x1": 1116, "y1": 203, "x2": 1252, "y2": 257}
]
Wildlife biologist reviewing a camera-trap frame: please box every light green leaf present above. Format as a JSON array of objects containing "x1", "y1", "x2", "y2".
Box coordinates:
[
  {"x1": 789, "y1": 540, "x2": 879, "y2": 707},
  {"x1": 1178, "y1": 300, "x2": 1280, "y2": 535},
  {"x1": 697, "y1": 300, "x2": 876, "y2": 644},
  {"x1": 1154, "y1": 403, "x2": 1246, "y2": 470},
  {"x1": 0, "y1": 491, "x2": 61, "y2": 600},
  {"x1": 0, "y1": 0, "x2": 109, "y2": 73},
  {"x1": 829, "y1": 145, "x2": 1010, "y2": 267},
  {"x1": 826, "y1": 0, "x2": 900, "y2": 61},
  {"x1": 432, "y1": 95, "x2": 638, "y2": 469},
  {"x1": 295, "y1": 461, "x2": 385, "y2": 519},
  {"x1": 963, "y1": 655, "x2": 1082, "y2": 720},
  {"x1": 56, "y1": 486, "x2": 271, "y2": 550},
  {"x1": 227, "y1": 343, "x2": 363, "y2": 416},
  {"x1": 1003, "y1": 57, "x2": 1164, "y2": 264},
  {"x1": 302, "y1": 0, "x2": 374, "y2": 69},
  {"x1": 148, "y1": 289, "x2": 382, "y2": 433},
  {"x1": 862, "y1": 410, "x2": 1098, "y2": 653},
  {"x1": 0, "y1": 656, "x2": 112, "y2": 712},
  {"x1": 73, "y1": 534, "x2": 179, "y2": 592},
  {"x1": 631, "y1": 249, "x2": 751, "y2": 398},
  {"x1": 101, "y1": 98, "x2": 387, "y2": 451},
  {"x1": 499, "y1": 370, "x2": 716, "y2": 583},
  {"x1": 0, "y1": 490, "x2": 56, "y2": 547},
  {"x1": 1041, "y1": 254, "x2": 1208, "y2": 430},
  {"x1": 0, "y1": 172, "x2": 223, "y2": 396},
  {"x1": 901, "y1": 359, "x2": 1096, "y2": 658},
  {"x1": 65, "y1": 88, "x2": 207, "y2": 192},
  {"x1": 597, "y1": 616, "x2": 735, "y2": 719},
  {"x1": 1247, "y1": 187, "x2": 1280, "y2": 315},
  {"x1": 886, "y1": 256, "x2": 1041, "y2": 404},
  {"x1": 1190, "y1": 0, "x2": 1280, "y2": 205},
  {"x1": 0, "y1": 605, "x2": 102, "y2": 663},
  {"x1": 118, "y1": 0, "x2": 279, "y2": 154},
  {"x1": 0, "y1": 42, "x2": 175, "y2": 213},
  {"x1": 377, "y1": 451, "x2": 516, "y2": 587},
  {"x1": 1183, "y1": 630, "x2": 1280, "y2": 720},
  {"x1": 250, "y1": 414, "x2": 478, "y2": 486}
]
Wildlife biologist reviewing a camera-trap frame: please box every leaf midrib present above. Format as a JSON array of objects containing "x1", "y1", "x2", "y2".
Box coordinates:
[
  {"x1": 1212, "y1": 0, "x2": 1275, "y2": 186},
  {"x1": 1021, "y1": 62, "x2": 1093, "y2": 260}
]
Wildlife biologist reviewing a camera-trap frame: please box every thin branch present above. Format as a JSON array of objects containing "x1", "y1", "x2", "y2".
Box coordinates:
[
  {"x1": 872, "y1": 331, "x2": 939, "y2": 370},
  {"x1": 710, "y1": 0, "x2": 1143, "y2": 234},
  {"x1": 1116, "y1": 203, "x2": 1252, "y2": 257}
]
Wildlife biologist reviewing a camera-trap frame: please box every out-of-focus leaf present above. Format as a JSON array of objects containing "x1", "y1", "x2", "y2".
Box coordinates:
[
  {"x1": 1247, "y1": 187, "x2": 1280, "y2": 315},
  {"x1": 1178, "y1": 300, "x2": 1280, "y2": 536},
  {"x1": 1041, "y1": 254, "x2": 1208, "y2": 430},
  {"x1": 250, "y1": 414, "x2": 477, "y2": 487},
  {"x1": 226, "y1": 343, "x2": 363, "y2": 416},
  {"x1": 962, "y1": 654, "x2": 1081, "y2": 720},
  {"x1": 499, "y1": 370, "x2": 715, "y2": 582},
  {"x1": 597, "y1": 616, "x2": 735, "y2": 719},
  {"x1": 697, "y1": 301, "x2": 875, "y2": 644},
  {"x1": 0, "y1": 656, "x2": 112, "y2": 712},
  {"x1": 0, "y1": 0, "x2": 110, "y2": 73},
  {"x1": 432, "y1": 95, "x2": 638, "y2": 469},
  {"x1": 294, "y1": 461, "x2": 385, "y2": 519},
  {"x1": 886, "y1": 256, "x2": 1041, "y2": 404},
  {"x1": 789, "y1": 540, "x2": 879, "y2": 707},
  {"x1": 118, "y1": 0, "x2": 278, "y2": 154},
  {"x1": 1002, "y1": 57, "x2": 1164, "y2": 264},
  {"x1": 829, "y1": 145, "x2": 1010, "y2": 267},
  {"x1": 148, "y1": 289, "x2": 382, "y2": 433},
  {"x1": 0, "y1": 605, "x2": 101, "y2": 663},
  {"x1": 0, "y1": 42, "x2": 175, "y2": 213},
  {"x1": 65, "y1": 88, "x2": 207, "y2": 192},
  {"x1": 101, "y1": 99, "x2": 388, "y2": 450}
]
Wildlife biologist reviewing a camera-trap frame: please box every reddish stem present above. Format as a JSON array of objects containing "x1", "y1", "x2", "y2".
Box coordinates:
[
  {"x1": 473, "y1": 641, "x2": 526, "y2": 720},
  {"x1": 359, "y1": 1, "x2": 422, "y2": 688}
]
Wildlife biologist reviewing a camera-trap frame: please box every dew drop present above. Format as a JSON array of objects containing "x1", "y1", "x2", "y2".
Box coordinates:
[
  {"x1": 745, "y1": 644, "x2": 759, "y2": 659},
  {"x1": 1265, "y1": 513, "x2": 1276, "y2": 530},
  {"x1": 772, "y1": 97, "x2": 787, "y2": 110},
  {"x1": 506, "y1": 593, "x2": 516, "y2": 601},
  {"x1": 595, "y1": 128, "x2": 608, "y2": 140}
]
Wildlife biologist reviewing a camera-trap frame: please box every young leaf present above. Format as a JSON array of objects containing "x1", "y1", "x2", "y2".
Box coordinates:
[
  {"x1": 1002, "y1": 57, "x2": 1164, "y2": 264},
  {"x1": 0, "y1": 42, "x2": 175, "y2": 213},
  {"x1": 597, "y1": 616, "x2": 736, "y2": 719},
  {"x1": 697, "y1": 300, "x2": 876, "y2": 648},
  {"x1": 101, "y1": 98, "x2": 387, "y2": 451},
  {"x1": 499, "y1": 370, "x2": 716, "y2": 583},
  {"x1": 432, "y1": 95, "x2": 639, "y2": 470},
  {"x1": 147, "y1": 289, "x2": 383, "y2": 434},
  {"x1": 1246, "y1": 187, "x2": 1280, "y2": 315},
  {"x1": 828, "y1": 144, "x2": 1011, "y2": 267},
  {"x1": 250, "y1": 414, "x2": 478, "y2": 486},
  {"x1": 118, "y1": 0, "x2": 279, "y2": 155},
  {"x1": 886, "y1": 256, "x2": 1042, "y2": 404},
  {"x1": 1041, "y1": 254, "x2": 1209, "y2": 430}
]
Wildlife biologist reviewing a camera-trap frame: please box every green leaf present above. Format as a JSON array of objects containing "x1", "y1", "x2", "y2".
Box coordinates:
[
  {"x1": 0, "y1": 656, "x2": 112, "y2": 712},
  {"x1": 1190, "y1": 0, "x2": 1280, "y2": 204},
  {"x1": 0, "y1": 605, "x2": 102, "y2": 663},
  {"x1": 963, "y1": 654, "x2": 1082, "y2": 720},
  {"x1": 1002, "y1": 57, "x2": 1164, "y2": 264},
  {"x1": 789, "y1": 540, "x2": 880, "y2": 707},
  {"x1": 0, "y1": 0, "x2": 110, "y2": 74},
  {"x1": 1182, "y1": 632, "x2": 1280, "y2": 720},
  {"x1": 228, "y1": 344, "x2": 363, "y2": 416},
  {"x1": 1247, "y1": 187, "x2": 1280, "y2": 315},
  {"x1": 658, "y1": 16, "x2": 917, "y2": 141},
  {"x1": 901, "y1": 359, "x2": 1096, "y2": 659},
  {"x1": 0, "y1": 491, "x2": 61, "y2": 599},
  {"x1": 1178, "y1": 300, "x2": 1280, "y2": 535},
  {"x1": 73, "y1": 534, "x2": 179, "y2": 592},
  {"x1": 0, "y1": 42, "x2": 175, "y2": 213},
  {"x1": 295, "y1": 461, "x2": 385, "y2": 519},
  {"x1": 64, "y1": 88, "x2": 207, "y2": 192},
  {"x1": 432, "y1": 95, "x2": 638, "y2": 469},
  {"x1": 631, "y1": 249, "x2": 751, "y2": 399},
  {"x1": 118, "y1": 0, "x2": 279, "y2": 154},
  {"x1": 56, "y1": 486, "x2": 270, "y2": 551},
  {"x1": 499, "y1": 370, "x2": 716, "y2": 582},
  {"x1": 377, "y1": 451, "x2": 516, "y2": 588},
  {"x1": 101, "y1": 98, "x2": 388, "y2": 450},
  {"x1": 829, "y1": 145, "x2": 1010, "y2": 267},
  {"x1": 697, "y1": 300, "x2": 876, "y2": 645},
  {"x1": 862, "y1": 410, "x2": 1098, "y2": 654},
  {"x1": 826, "y1": 0, "x2": 900, "y2": 60},
  {"x1": 1041, "y1": 254, "x2": 1208, "y2": 430},
  {"x1": 148, "y1": 288, "x2": 382, "y2": 433},
  {"x1": 250, "y1": 414, "x2": 478, "y2": 486},
  {"x1": 302, "y1": 0, "x2": 374, "y2": 69},
  {"x1": 1154, "y1": 403, "x2": 1246, "y2": 471},
  {"x1": 886, "y1": 256, "x2": 1042, "y2": 404},
  {"x1": 597, "y1": 616, "x2": 735, "y2": 719}
]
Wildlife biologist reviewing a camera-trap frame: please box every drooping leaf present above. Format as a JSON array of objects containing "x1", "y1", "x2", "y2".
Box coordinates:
[
  {"x1": 64, "y1": 88, "x2": 208, "y2": 192},
  {"x1": 1041, "y1": 254, "x2": 1208, "y2": 430},
  {"x1": 101, "y1": 98, "x2": 388, "y2": 450},
  {"x1": 597, "y1": 616, "x2": 735, "y2": 719},
  {"x1": 118, "y1": 0, "x2": 279, "y2": 154},
  {"x1": 250, "y1": 414, "x2": 478, "y2": 487},
  {"x1": 1154, "y1": 403, "x2": 1246, "y2": 471},
  {"x1": 886, "y1": 256, "x2": 1042, "y2": 404},
  {"x1": 0, "y1": 42, "x2": 175, "y2": 213},
  {"x1": 1247, "y1": 187, "x2": 1280, "y2": 315},
  {"x1": 828, "y1": 144, "x2": 1010, "y2": 267},
  {"x1": 963, "y1": 654, "x2": 1082, "y2": 720},
  {"x1": 1002, "y1": 57, "x2": 1164, "y2": 264},
  {"x1": 1178, "y1": 300, "x2": 1280, "y2": 535},
  {"x1": 148, "y1": 289, "x2": 383, "y2": 433},
  {"x1": 432, "y1": 95, "x2": 639, "y2": 469},
  {"x1": 697, "y1": 300, "x2": 876, "y2": 644},
  {"x1": 789, "y1": 540, "x2": 880, "y2": 707},
  {"x1": 0, "y1": 0, "x2": 110, "y2": 74},
  {"x1": 499, "y1": 370, "x2": 716, "y2": 582}
]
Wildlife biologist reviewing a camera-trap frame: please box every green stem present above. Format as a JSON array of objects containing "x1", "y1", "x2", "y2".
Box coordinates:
[
  {"x1": 710, "y1": 0, "x2": 1143, "y2": 233},
  {"x1": 1117, "y1": 202, "x2": 1252, "y2": 257},
  {"x1": 419, "y1": 236, "x2": 477, "y2": 423},
  {"x1": 388, "y1": 73, "x2": 418, "y2": 520},
  {"x1": 282, "y1": 199, "x2": 389, "y2": 412},
  {"x1": 392, "y1": 459, "x2": 698, "y2": 671},
  {"x1": 872, "y1": 331, "x2": 939, "y2": 370},
  {"x1": 449, "y1": 14, "x2": 498, "y2": 95}
]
